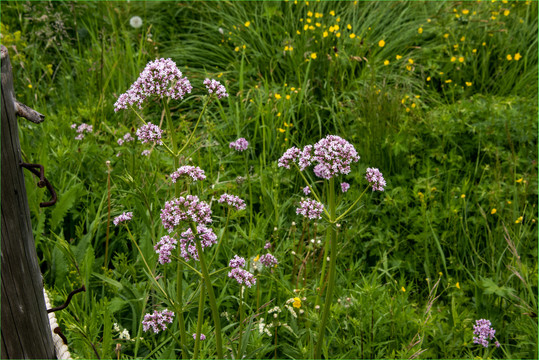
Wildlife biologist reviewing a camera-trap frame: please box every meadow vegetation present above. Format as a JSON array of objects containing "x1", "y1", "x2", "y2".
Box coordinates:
[{"x1": 1, "y1": 1, "x2": 537, "y2": 359}]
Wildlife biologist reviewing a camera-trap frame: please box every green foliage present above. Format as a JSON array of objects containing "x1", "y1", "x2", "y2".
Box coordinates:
[{"x1": 1, "y1": 1, "x2": 537, "y2": 359}]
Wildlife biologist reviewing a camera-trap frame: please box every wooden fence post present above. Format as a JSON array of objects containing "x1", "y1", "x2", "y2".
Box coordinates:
[{"x1": 1, "y1": 45, "x2": 56, "y2": 359}]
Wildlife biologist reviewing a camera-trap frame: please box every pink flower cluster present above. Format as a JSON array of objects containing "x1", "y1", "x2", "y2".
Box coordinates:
[
  {"x1": 303, "y1": 186, "x2": 311, "y2": 195},
  {"x1": 170, "y1": 166, "x2": 206, "y2": 183},
  {"x1": 154, "y1": 235, "x2": 177, "y2": 264},
  {"x1": 71, "y1": 123, "x2": 93, "y2": 140},
  {"x1": 296, "y1": 199, "x2": 324, "y2": 219},
  {"x1": 113, "y1": 212, "x2": 133, "y2": 226},
  {"x1": 203, "y1": 78, "x2": 229, "y2": 99},
  {"x1": 473, "y1": 319, "x2": 498, "y2": 348},
  {"x1": 229, "y1": 138, "x2": 249, "y2": 152},
  {"x1": 218, "y1": 193, "x2": 246, "y2": 211},
  {"x1": 341, "y1": 182, "x2": 350, "y2": 193},
  {"x1": 117, "y1": 132, "x2": 134, "y2": 146},
  {"x1": 178, "y1": 225, "x2": 217, "y2": 261},
  {"x1": 160, "y1": 195, "x2": 212, "y2": 232},
  {"x1": 193, "y1": 333, "x2": 206, "y2": 340},
  {"x1": 228, "y1": 255, "x2": 256, "y2": 287},
  {"x1": 136, "y1": 122, "x2": 163, "y2": 145},
  {"x1": 114, "y1": 58, "x2": 192, "y2": 111},
  {"x1": 142, "y1": 309, "x2": 175, "y2": 333},
  {"x1": 278, "y1": 135, "x2": 359, "y2": 179},
  {"x1": 260, "y1": 253, "x2": 278, "y2": 267},
  {"x1": 365, "y1": 168, "x2": 386, "y2": 192}
]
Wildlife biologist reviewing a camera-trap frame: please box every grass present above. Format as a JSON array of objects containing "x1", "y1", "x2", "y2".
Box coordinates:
[{"x1": 1, "y1": 1, "x2": 537, "y2": 359}]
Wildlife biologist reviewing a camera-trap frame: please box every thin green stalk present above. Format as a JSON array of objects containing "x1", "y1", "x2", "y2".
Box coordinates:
[
  {"x1": 294, "y1": 164, "x2": 330, "y2": 219},
  {"x1": 314, "y1": 229, "x2": 331, "y2": 307},
  {"x1": 244, "y1": 152, "x2": 253, "y2": 244},
  {"x1": 209, "y1": 207, "x2": 231, "y2": 268},
  {"x1": 193, "y1": 282, "x2": 205, "y2": 360},
  {"x1": 333, "y1": 185, "x2": 370, "y2": 223},
  {"x1": 190, "y1": 223, "x2": 224, "y2": 359},
  {"x1": 237, "y1": 286, "x2": 245, "y2": 355},
  {"x1": 314, "y1": 178, "x2": 337, "y2": 359},
  {"x1": 176, "y1": 99, "x2": 209, "y2": 157}
]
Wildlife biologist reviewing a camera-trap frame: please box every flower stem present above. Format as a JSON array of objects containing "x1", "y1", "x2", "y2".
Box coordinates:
[
  {"x1": 193, "y1": 282, "x2": 205, "y2": 360},
  {"x1": 314, "y1": 177, "x2": 337, "y2": 359},
  {"x1": 177, "y1": 99, "x2": 209, "y2": 157},
  {"x1": 333, "y1": 185, "x2": 370, "y2": 223},
  {"x1": 190, "y1": 222, "x2": 224, "y2": 359}
]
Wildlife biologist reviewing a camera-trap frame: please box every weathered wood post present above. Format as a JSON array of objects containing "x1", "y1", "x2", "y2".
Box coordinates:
[{"x1": 1, "y1": 45, "x2": 56, "y2": 359}]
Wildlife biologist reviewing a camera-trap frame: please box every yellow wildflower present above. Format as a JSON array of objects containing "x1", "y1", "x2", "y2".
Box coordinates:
[
  {"x1": 491, "y1": 208, "x2": 497, "y2": 214},
  {"x1": 504, "y1": 10, "x2": 510, "y2": 16},
  {"x1": 286, "y1": 95, "x2": 291, "y2": 100},
  {"x1": 307, "y1": 11, "x2": 313, "y2": 17},
  {"x1": 418, "y1": 27, "x2": 423, "y2": 34},
  {"x1": 310, "y1": 52, "x2": 317, "y2": 59},
  {"x1": 466, "y1": 82, "x2": 472, "y2": 86},
  {"x1": 408, "y1": 58, "x2": 414, "y2": 64},
  {"x1": 323, "y1": 31, "x2": 328, "y2": 37},
  {"x1": 459, "y1": 56, "x2": 464, "y2": 63},
  {"x1": 426, "y1": 76, "x2": 431, "y2": 81},
  {"x1": 472, "y1": 49, "x2": 477, "y2": 53},
  {"x1": 290, "y1": 87, "x2": 296, "y2": 91},
  {"x1": 378, "y1": 39, "x2": 385, "y2": 47},
  {"x1": 460, "y1": 36, "x2": 465, "y2": 42},
  {"x1": 507, "y1": 54, "x2": 512, "y2": 61},
  {"x1": 384, "y1": 60, "x2": 390, "y2": 65},
  {"x1": 347, "y1": 24, "x2": 352, "y2": 30},
  {"x1": 444, "y1": 33, "x2": 449, "y2": 38},
  {"x1": 401, "y1": 287, "x2": 406, "y2": 292},
  {"x1": 439, "y1": 272, "x2": 443, "y2": 276},
  {"x1": 278, "y1": 128, "x2": 285, "y2": 133},
  {"x1": 516, "y1": 178, "x2": 523, "y2": 183},
  {"x1": 456, "y1": 282, "x2": 460, "y2": 289},
  {"x1": 330, "y1": 10, "x2": 335, "y2": 16},
  {"x1": 275, "y1": 93, "x2": 282, "y2": 100},
  {"x1": 308, "y1": 25, "x2": 315, "y2": 30},
  {"x1": 514, "y1": 53, "x2": 522, "y2": 61},
  {"x1": 515, "y1": 216, "x2": 523, "y2": 224},
  {"x1": 28, "y1": 84, "x2": 33, "y2": 88},
  {"x1": 336, "y1": 32, "x2": 341, "y2": 38},
  {"x1": 396, "y1": 55, "x2": 402, "y2": 60},
  {"x1": 254, "y1": 254, "x2": 260, "y2": 262},
  {"x1": 451, "y1": 56, "x2": 456, "y2": 62},
  {"x1": 406, "y1": 65, "x2": 412, "y2": 71},
  {"x1": 445, "y1": 79, "x2": 452, "y2": 83},
  {"x1": 244, "y1": 21, "x2": 251, "y2": 27},
  {"x1": 461, "y1": 193, "x2": 465, "y2": 198},
  {"x1": 234, "y1": 46, "x2": 239, "y2": 52},
  {"x1": 462, "y1": 9, "x2": 469, "y2": 14},
  {"x1": 292, "y1": 297, "x2": 301, "y2": 308},
  {"x1": 218, "y1": 73, "x2": 223, "y2": 78},
  {"x1": 277, "y1": 112, "x2": 281, "y2": 117},
  {"x1": 350, "y1": 33, "x2": 356, "y2": 39}
]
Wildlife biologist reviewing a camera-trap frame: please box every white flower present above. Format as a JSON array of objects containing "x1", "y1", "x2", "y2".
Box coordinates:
[
  {"x1": 218, "y1": 27, "x2": 224, "y2": 34},
  {"x1": 130, "y1": 16, "x2": 143, "y2": 29}
]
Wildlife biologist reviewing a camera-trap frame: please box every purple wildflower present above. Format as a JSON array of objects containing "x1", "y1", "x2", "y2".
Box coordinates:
[
  {"x1": 296, "y1": 199, "x2": 324, "y2": 220},
  {"x1": 193, "y1": 333, "x2": 206, "y2": 341},
  {"x1": 303, "y1": 186, "x2": 311, "y2": 195},
  {"x1": 341, "y1": 182, "x2": 350, "y2": 193},
  {"x1": 311, "y1": 135, "x2": 359, "y2": 179},
  {"x1": 114, "y1": 58, "x2": 192, "y2": 111},
  {"x1": 178, "y1": 225, "x2": 217, "y2": 261},
  {"x1": 264, "y1": 242, "x2": 271, "y2": 250},
  {"x1": 170, "y1": 166, "x2": 206, "y2": 183},
  {"x1": 142, "y1": 309, "x2": 175, "y2": 333},
  {"x1": 229, "y1": 138, "x2": 249, "y2": 152},
  {"x1": 228, "y1": 267, "x2": 256, "y2": 288},
  {"x1": 260, "y1": 253, "x2": 278, "y2": 267},
  {"x1": 278, "y1": 146, "x2": 301, "y2": 169},
  {"x1": 72, "y1": 123, "x2": 93, "y2": 140},
  {"x1": 136, "y1": 122, "x2": 163, "y2": 145},
  {"x1": 113, "y1": 212, "x2": 133, "y2": 226},
  {"x1": 160, "y1": 195, "x2": 212, "y2": 232},
  {"x1": 141, "y1": 149, "x2": 151, "y2": 156},
  {"x1": 117, "y1": 132, "x2": 135, "y2": 146},
  {"x1": 154, "y1": 235, "x2": 178, "y2": 264},
  {"x1": 495, "y1": 341, "x2": 500, "y2": 348},
  {"x1": 473, "y1": 319, "x2": 497, "y2": 348},
  {"x1": 365, "y1": 167, "x2": 386, "y2": 192},
  {"x1": 218, "y1": 193, "x2": 246, "y2": 211},
  {"x1": 229, "y1": 255, "x2": 246, "y2": 269},
  {"x1": 298, "y1": 145, "x2": 313, "y2": 171},
  {"x1": 203, "y1": 78, "x2": 229, "y2": 99}
]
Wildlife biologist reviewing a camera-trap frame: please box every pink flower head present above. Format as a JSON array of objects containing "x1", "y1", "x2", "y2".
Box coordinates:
[
  {"x1": 229, "y1": 138, "x2": 249, "y2": 152},
  {"x1": 142, "y1": 309, "x2": 175, "y2": 333},
  {"x1": 154, "y1": 235, "x2": 178, "y2": 264},
  {"x1": 296, "y1": 199, "x2": 324, "y2": 220},
  {"x1": 203, "y1": 78, "x2": 229, "y2": 99},
  {"x1": 160, "y1": 195, "x2": 212, "y2": 232},
  {"x1": 228, "y1": 267, "x2": 256, "y2": 287},
  {"x1": 302, "y1": 186, "x2": 311, "y2": 195},
  {"x1": 218, "y1": 193, "x2": 246, "y2": 211},
  {"x1": 114, "y1": 58, "x2": 192, "y2": 111},
  {"x1": 229, "y1": 255, "x2": 246, "y2": 269},
  {"x1": 193, "y1": 333, "x2": 206, "y2": 340},
  {"x1": 264, "y1": 242, "x2": 271, "y2": 250},
  {"x1": 141, "y1": 149, "x2": 151, "y2": 156},
  {"x1": 117, "y1": 132, "x2": 135, "y2": 146},
  {"x1": 178, "y1": 225, "x2": 217, "y2": 261},
  {"x1": 170, "y1": 166, "x2": 206, "y2": 183},
  {"x1": 365, "y1": 167, "x2": 386, "y2": 192},
  {"x1": 72, "y1": 123, "x2": 93, "y2": 140},
  {"x1": 278, "y1": 146, "x2": 301, "y2": 169},
  {"x1": 473, "y1": 319, "x2": 497, "y2": 348},
  {"x1": 311, "y1": 135, "x2": 359, "y2": 179},
  {"x1": 113, "y1": 212, "x2": 133, "y2": 226},
  {"x1": 136, "y1": 122, "x2": 163, "y2": 145},
  {"x1": 341, "y1": 182, "x2": 350, "y2": 193},
  {"x1": 260, "y1": 253, "x2": 278, "y2": 267}
]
